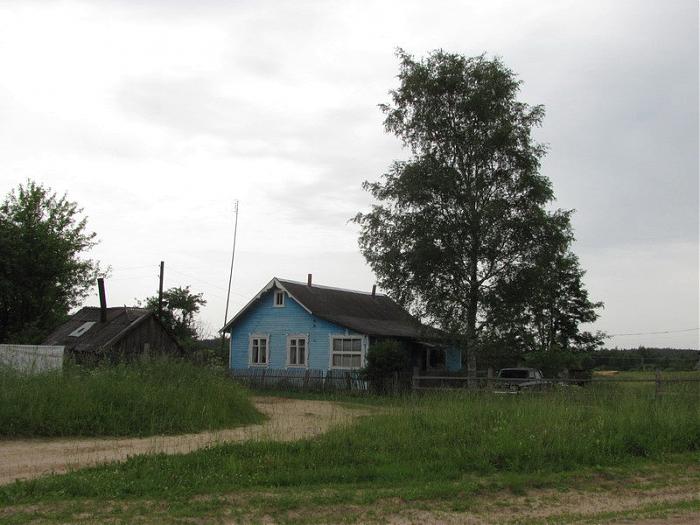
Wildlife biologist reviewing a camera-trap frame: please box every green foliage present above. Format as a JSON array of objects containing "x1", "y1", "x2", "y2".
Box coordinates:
[
  {"x1": 141, "y1": 286, "x2": 207, "y2": 349},
  {"x1": 483, "y1": 212, "x2": 604, "y2": 357},
  {"x1": 0, "y1": 358, "x2": 262, "y2": 437},
  {"x1": 354, "y1": 49, "x2": 602, "y2": 370},
  {"x1": 521, "y1": 347, "x2": 593, "y2": 377},
  {"x1": 0, "y1": 180, "x2": 103, "y2": 343},
  {"x1": 588, "y1": 347, "x2": 700, "y2": 371},
  {"x1": 2, "y1": 387, "x2": 697, "y2": 505},
  {"x1": 361, "y1": 340, "x2": 410, "y2": 393}
]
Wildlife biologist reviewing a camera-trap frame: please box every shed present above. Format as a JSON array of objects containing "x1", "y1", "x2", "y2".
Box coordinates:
[{"x1": 43, "y1": 306, "x2": 182, "y2": 365}]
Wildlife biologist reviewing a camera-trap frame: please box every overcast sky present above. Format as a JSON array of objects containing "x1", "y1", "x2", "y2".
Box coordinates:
[{"x1": 0, "y1": 0, "x2": 697, "y2": 349}]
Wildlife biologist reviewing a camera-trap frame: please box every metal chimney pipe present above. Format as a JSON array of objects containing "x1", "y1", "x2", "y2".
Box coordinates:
[
  {"x1": 372, "y1": 284, "x2": 376, "y2": 297},
  {"x1": 97, "y1": 278, "x2": 107, "y2": 323},
  {"x1": 307, "y1": 273, "x2": 313, "y2": 287}
]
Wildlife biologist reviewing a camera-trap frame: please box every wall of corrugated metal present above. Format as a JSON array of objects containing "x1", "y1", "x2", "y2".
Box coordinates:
[{"x1": 0, "y1": 345, "x2": 64, "y2": 373}]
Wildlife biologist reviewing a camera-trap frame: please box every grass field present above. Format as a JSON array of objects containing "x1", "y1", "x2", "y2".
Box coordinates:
[
  {"x1": 0, "y1": 359, "x2": 263, "y2": 437},
  {"x1": 1, "y1": 376, "x2": 698, "y2": 523},
  {"x1": 0, "y1": 372, "x2": 700, "y2": 523}
]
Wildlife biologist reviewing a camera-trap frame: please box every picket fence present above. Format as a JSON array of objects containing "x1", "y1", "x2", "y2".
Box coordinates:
[{"x1": 230, "y1": 367, "x2": 367, "y2": 391}]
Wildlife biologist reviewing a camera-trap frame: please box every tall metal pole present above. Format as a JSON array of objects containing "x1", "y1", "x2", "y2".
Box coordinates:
[{"x1": 222, "y1": 201, "x2": 239, "y2": 351}]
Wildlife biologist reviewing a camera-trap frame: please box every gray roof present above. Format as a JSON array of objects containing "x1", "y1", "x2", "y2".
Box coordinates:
[
  {"x1": 43, "y1": 306, "x2": 154, "y2": 352},
  {"x1": 224, "y1": 277, "x2": 442, "y2": 339}
]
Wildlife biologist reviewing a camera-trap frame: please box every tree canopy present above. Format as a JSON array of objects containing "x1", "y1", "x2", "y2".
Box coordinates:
[
  {"x1": 0, "y1": 180, "x2": 103, "y2": 343},
  {"x1": 141, "y1": 286, "x2": 207, "y2": 349},
  {"x1": 355, "y1": 49, "x2": 603, "y2": 371}
]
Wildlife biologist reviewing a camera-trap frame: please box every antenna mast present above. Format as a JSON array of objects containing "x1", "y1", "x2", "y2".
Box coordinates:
[{"x1": 222, "y1": 200, "x2": 240, "y2": 338}]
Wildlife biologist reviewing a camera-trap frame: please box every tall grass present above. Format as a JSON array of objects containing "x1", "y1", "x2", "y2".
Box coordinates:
[
  {"x1": 2, "y1": 386, "x2": 697, "y2": 504},
  {"x1": 0, "y1": 359, "x2": 263, "y2": 437}
]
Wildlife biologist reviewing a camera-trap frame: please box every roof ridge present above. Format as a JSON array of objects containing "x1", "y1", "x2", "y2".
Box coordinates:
[{"x1": 277, "y1": 277, "x2": 386, "y2": 297}]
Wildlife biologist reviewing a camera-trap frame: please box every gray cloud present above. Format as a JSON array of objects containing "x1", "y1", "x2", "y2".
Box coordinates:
[{"x1": 2, "y1": 0, "x2": 696, "y2": 347}]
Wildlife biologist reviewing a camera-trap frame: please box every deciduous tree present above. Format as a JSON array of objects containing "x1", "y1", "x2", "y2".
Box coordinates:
[
  {"x1": 0, "y1": 180, "x2": 103, "y2": 343},
  {"x1": 355, "y1": 49, "x2": 601, "y2": 373},
  {"x1": 141, "y1": 286, "x2": 206, "y2": 349}
]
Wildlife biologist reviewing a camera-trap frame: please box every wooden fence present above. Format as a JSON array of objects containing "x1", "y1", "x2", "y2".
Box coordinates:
[
  {"x1": 412, "y1": 373, "x2": 700, "y2": 399},
  {"x1": 230, "y1": 368, "x2": 367, "y2": 392}
]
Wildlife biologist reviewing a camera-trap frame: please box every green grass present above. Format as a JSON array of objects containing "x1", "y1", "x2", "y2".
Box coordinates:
[
  {"x1": 1, "y1": 386, "x2": 697, "y2": 508},
  {"x1": 0, "y1": 359, "x2": 263, "y2": 437}
]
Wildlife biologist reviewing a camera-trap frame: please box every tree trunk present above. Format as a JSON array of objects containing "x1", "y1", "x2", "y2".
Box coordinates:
[{"x1": 466, "y1": 247, "x2": 479, "y2": 388}]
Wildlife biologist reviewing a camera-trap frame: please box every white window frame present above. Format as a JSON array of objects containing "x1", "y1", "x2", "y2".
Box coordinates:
[
  {"x1": 329, "y1": 335, "x2": 365, "y2": 370},
  {"x1": 286, "y1": 334, "x2": 309, "y2": 368},
  {"x1": 248, "y1": 334, "x2": 270, "y2": 366},
  {"x1": 273, "y1": 291, "x2": 285, "y2": 307}
]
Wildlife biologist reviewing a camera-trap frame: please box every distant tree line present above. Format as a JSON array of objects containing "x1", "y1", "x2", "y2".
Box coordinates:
[{"x1": 586, "y1": 347, "x2": 700, "y2": 372}]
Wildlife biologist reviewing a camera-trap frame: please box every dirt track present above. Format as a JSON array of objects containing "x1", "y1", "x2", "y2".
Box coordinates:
[{"x1": 0, "y1": 396, "x2": 367, "y2": 485}]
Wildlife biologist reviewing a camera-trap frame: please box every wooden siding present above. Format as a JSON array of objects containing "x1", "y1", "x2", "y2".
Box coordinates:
[
  {"x1": 109, "y1": 316, "x2": 181, "y2": 358},
  {"x1": 67, "y1": 316, "x2": 180, "y2": 365},
  {"x1": 229, "y1": 288, "x2": 365, "y2": 371}
]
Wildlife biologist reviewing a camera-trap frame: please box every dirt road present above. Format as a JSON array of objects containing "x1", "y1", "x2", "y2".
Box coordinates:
[{"x1": 0, "y1": 396, "x2": 367, "y2": 485}]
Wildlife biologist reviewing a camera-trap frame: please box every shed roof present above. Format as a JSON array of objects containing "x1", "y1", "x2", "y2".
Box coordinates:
[
  {"x1": 223, "y1": 277, "x2": 442, "y2": 339},
  {"x1": 43, "y1": 306, "x2": 155, "y2": 352}
]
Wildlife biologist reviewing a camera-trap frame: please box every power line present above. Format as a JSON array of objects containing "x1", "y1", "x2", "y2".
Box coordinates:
[
  {"x1": 167, "y1": 267, "x2": 248, "y2": 299},
  {"x1": 606, "y1": 327, "x2": 699, "y2": 338}
]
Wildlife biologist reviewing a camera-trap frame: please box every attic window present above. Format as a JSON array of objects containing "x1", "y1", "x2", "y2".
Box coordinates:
[
  {"x1": 69, "y1": 321, "x2": 96, "y2": 337},
  {"x1": 274, "y1": 291, "x2": 285, "y2": 307}
]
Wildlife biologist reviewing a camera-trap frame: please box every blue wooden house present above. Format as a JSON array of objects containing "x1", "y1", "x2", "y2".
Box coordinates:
[{"x1": 222, "y1": 275, "x2": 461, "y2": 374}]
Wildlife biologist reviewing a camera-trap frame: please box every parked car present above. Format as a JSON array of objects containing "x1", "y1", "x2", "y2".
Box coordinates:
[{"x1": 494, "y1": 367, "x2": 550, "y2": 393}]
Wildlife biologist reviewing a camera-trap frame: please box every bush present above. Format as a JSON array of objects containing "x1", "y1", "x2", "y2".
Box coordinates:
[
  {"x1": 0, "y1": 358, "x2": 263, "y2": 437},
  {"x1": 361, "y1": 340, "x2": 410, "y2": 393}
]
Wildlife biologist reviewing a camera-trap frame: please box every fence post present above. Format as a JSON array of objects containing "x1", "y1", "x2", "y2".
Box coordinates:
[
  {"x1": 487, "y1": 367, "x2": 494, "y2": 389},
  {"x1": 346, "y1": 371, "x2": 352, "y2": 391},
  {"x1": 655, "y1": 368, "x2": 661, "y2": 400},
  {"x1": 412, "y1": 366, "x2": 419, "y2": 391},
  {"x1": 303, "y1": 369, "x2": 310, "y2": 388}
]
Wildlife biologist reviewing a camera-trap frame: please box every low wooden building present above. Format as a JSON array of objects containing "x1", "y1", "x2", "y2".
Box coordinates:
[{"x1": 43, "y1": 306, "x2": 181, "y2": 365}]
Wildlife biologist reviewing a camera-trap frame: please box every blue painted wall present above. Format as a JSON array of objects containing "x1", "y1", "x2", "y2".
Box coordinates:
[
  {"x1": 446, "y1": 347, "x2": 462, "y2": 371},
  {"x1": 229, "y1": 288, "x2": 363, "y2": 371},
  {"x1": 228, "y1": 286, "x2": 462, "y2": 372}
]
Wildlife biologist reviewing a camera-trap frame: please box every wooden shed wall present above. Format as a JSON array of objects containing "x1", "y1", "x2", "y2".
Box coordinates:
[{"x1": 110, "y1": 316, "x2": 181, "y2": 359}]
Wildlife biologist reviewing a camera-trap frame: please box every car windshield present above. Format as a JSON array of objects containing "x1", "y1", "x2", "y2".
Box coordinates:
[{"x1": 499, "y1": 369, "x2": 529, "y2": 379}]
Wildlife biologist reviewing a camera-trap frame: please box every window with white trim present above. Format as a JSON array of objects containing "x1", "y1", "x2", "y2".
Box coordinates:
[
  {"x1": 249, "y1": 335, "x2": 269, "y2": 365},
  {"x1": 287, "y1": 336, "x2": 307, "y2": 367},
  {"x1": 331, "y1": 336, "x2": 362, "y2": 369},
  {"x1": 274, "y1": 291, "x2": 285, "y2": 307}
]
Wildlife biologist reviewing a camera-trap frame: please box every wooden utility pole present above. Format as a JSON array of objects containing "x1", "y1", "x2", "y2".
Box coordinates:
[
  {"x1": 158, "y1": 261, "x2": 164, "y2": 322},
  {"x1": 221, "y1": 201, "x2": 240, "y2": 354}
]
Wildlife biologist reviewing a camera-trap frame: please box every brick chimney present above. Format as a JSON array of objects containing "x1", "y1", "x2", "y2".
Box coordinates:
[
  {"x1": 307, "y1": 273, "x2": 313, "y2": 287},
  {"x1": 372, "y1": 284, "x2": 377, "y2": 297}
]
